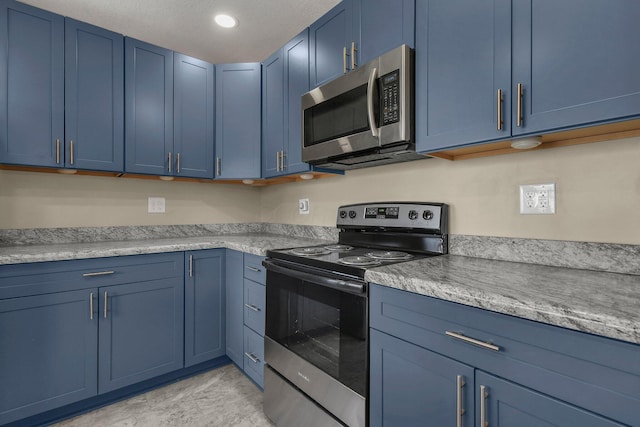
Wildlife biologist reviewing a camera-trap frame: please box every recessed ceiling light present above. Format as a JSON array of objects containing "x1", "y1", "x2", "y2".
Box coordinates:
[{"x1": 214, "y1": 14, "x2": 237, "y2": 28}]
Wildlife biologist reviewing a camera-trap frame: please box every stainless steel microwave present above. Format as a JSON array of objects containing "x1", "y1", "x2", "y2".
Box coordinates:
[{"x1": 301, "y1": 44, "x2": 425, "y2": 170}]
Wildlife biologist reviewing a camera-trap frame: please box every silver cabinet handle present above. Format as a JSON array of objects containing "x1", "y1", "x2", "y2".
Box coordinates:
[
  {"x1": 246, "y1": 266, "x2": 261, "y2": 272},
  {"x1": 176, "y1": 152, "x2": 181, "y2": 174},
  {"x1": 90, "y1": 292, "x2": 94, "y2": 320},
  {"x1": 480, "y1": 385, "x2": 488, "y2": 427},
  {"x1": 456, "y1": 375, "x2": 465, "y2": 427},
  {"x1": 167, "y1": 152, "x2": 172, "y2": 173},
  {"x1": 281, "y1": 151, "x2": 286, "y2": 170},
  {"x1": 367, "y1": 67, "x2": 379, "y2": 137},
  {"x1": 351, "y1": 41, "x2": 357, "y2": 70},
  {"x1": 445, "y1": 331, "x2": 500, "y2": 352},
  {"x1": 245, "y1": 303, "x2": 261, "y2": 312},
  {"x1": 103, "y1": 291, "x2": 108, "y2": 319},
  {"x1": 497, "y1": 89, "x2": 503, "y2": 131},
  {"x1": 189, "y1": 254, "x2": 193, "y2": 278},
  {"x1": 83, "y1": 271, "x2": 115, "y2": 277},
  {"x1": 216, "y1": 157, "x2": 221, "y2": 176},
  {"x1": 56, "y1": 139, "x2": 61, "y2": 164},
  {"x1": 343, "y1": 46, "x2": 348, "y2": 73},
  {"x1": 516, "y1": 83, "x2": 524, "y2": 127},
  {"x1": 245, "y1": 352, "x2": 260, "y2": 364},
  {"x1": 276, "y1": 151, "x2": 280, "y2": 172},
  {"x1": 69, "y1": 140, "x2": 74, "y2": 165}
]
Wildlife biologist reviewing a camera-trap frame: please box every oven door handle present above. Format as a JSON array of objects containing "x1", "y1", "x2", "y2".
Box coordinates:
[{"x1": 262, "y1": 259, "x2": 366, "y2": 295}]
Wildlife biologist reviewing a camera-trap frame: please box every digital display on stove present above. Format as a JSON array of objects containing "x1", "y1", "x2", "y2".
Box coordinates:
[{"x1": 365, "y1": 206, "x2": 399, "y2": 219}]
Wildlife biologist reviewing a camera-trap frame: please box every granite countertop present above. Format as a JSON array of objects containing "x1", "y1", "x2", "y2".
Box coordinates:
[
  {"x1": 365, "y1": 255, "x2": 640, "y2": 345},
  {"x1": 0, "y1": 233, "x2": 333, "y2": 265}
]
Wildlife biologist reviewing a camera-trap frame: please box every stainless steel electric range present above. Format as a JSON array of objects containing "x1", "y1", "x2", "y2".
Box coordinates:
[{"x1": 262, "y1": 202, "x2": 449, "y2": 427}]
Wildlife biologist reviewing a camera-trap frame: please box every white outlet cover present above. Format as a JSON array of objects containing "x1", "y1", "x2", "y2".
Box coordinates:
[
  {"x1": 148, "y1": 197, "x2": 166, "y2": 213},
  {"x1": 520, "y1": 184, "x2": 555, "y2": 214},
  {"x1": 298, "y1": 198, "x2": 310, "y2": 215}
]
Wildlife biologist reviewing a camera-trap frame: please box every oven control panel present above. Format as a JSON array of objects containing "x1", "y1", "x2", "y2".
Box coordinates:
[{"x1": 337, "y1": 202, "x2": 447, "y2": 233}]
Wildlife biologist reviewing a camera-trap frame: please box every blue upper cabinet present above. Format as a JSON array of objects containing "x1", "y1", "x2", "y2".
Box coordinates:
[
  {"x1": 511, "y1": 0, "x2": 640, "y2": 135},
  {"x1": 215, "y1": 63, "x2": 261, "y2": 179},
  {"x1": 0, "y1": 0, "x2": 64, "y2": 167},
  {"x1": 173, "y1": 54, "x2": 215, "y2": 178},
  {"x1": 262, "y1": 29, "x2": 311, "y2": 178},
  {"x1": 261, "y1": 48, "x2": 285, "y2": 178},
  {"x1": 356, "y1": 0, "x2": 415, "y2": 65},
  {"x1": 415, "y1": 0, "x2": 511, "y2": 153},
  {"x1": 125, "y1": 38, "x2": 174, "y2": 176},
  {"x1": 309, "y1": 1, "x2": 354, "y2": 88},
  {"x1": 65, "y1": 19, "x2": 124, "y2": 172}
]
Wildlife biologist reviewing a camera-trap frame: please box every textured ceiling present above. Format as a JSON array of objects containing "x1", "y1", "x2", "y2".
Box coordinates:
[{"x1": 18, "y1": 0, "x2": 341, "y2": 63}]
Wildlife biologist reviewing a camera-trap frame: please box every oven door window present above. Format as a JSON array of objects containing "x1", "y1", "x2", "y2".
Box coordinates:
[{"x1": 266, "y1": 269, "x2": 367, "y2": 397}]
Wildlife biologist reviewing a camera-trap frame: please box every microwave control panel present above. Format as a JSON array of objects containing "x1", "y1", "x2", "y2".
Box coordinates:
[{"x1": 380, "y1": 70, "x2": 400, "y2": 126}]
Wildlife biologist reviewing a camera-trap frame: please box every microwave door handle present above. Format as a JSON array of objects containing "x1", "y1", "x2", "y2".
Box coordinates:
[{"x1": 367, "y1": 67, "x2": 379, "y2": 137}]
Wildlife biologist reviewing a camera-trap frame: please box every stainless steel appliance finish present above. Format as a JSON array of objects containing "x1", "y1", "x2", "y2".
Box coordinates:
[
  {"x1": 302, "y1": 45, "x2": 424, "y2": 170},
  {"x1": 263, "y1": 202, "x2": 449, "y2": 427}
]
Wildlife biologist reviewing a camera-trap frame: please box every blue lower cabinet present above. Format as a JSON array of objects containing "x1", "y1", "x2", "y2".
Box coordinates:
[
  {"x1": 184, "y1": 250, "x2": 226, "y2": 367},
  {"x1": 243, "y1": 326, "x2": 265, "y2": 388},
  {"x1": 243, "y1": 278, "x2": 265, "y2": 335},
  {"x1": 476, "y1": 371, "x2": 625, "y2": 427},
  {"x1": 98, "y1": 278, "x2": 184, "y2": 394},
  {"x1": 0, "y1": 289, "x2": 98, "y2": 425},
  {"x1": 369, "y1": 328, "x2": 474, "y2": 427},
  {"x1": 225, "y1": 249, "x2": 245, "y2": 367}
]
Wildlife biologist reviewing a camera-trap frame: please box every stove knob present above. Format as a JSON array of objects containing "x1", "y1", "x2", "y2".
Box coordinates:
[
  {"x1": 339, "y1": 210, "x2": 347, "y2": 219},
  {"x1": 423, "y1": 210, "x2": 433, "y2": 220},
  {"x1": 408, "y1": 210, "x2": 418, "y2": 220},
  {"x1": 348, "y1": 210, "x2": 357, "y2": 219}
]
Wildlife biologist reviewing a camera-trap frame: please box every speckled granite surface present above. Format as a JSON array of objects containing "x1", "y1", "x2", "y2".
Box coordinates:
[{"x1": 365, "y1": 255, "x2": 640, "y2": 344}]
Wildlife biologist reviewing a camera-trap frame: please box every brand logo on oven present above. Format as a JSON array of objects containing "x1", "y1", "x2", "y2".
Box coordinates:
[{"x1": 297, "y1": 371, "x2": 310, "y2": 383}]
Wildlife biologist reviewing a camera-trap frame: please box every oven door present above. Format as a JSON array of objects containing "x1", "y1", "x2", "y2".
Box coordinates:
[{"x1": 263, "y1": 259, "x2": 367, "y2": 427}]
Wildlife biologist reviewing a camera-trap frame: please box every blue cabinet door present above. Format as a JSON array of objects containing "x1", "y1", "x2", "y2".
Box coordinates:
[
  {"x1": 0, "y1": 289, "x2": 98, "y2": 425},
  {"x1": 283, "y1": 29, "x2": 311, "y2": 175},
  {"x1": 65, "y1": 19, "x2": 124, "y2": 172},
  {"x1": 369, "y1": 328, "x2": 474, "y2": 427},
  {"x1": 98, "y1": 278, "x2": 184, "y2": 394},
  {"x1": 225, "y1": 249, "x2": 244, "y2": 367},
  {"x1": 476, "y1": 371, "x2": 625, "y2": 427},
  {"x1": 243, "y1": 278, "x2": 265, "y2": 336},
  {"x1": 215, "y1": 63, "x2": 261, "y2": 179},
  {"x1": 184, "y1": 250, "x2": 226, "y2": 367},
  {"x1": 173, "y1": 54, "x2": 214, "y2": 179},
  {"x1": 357, "y1": 0, "x2": 415, "y2": 65},
  {"x1": 415, "y1": 0, "x2": 512, "y2": 153},
  {"x1": 243, "y1": 325, "x2": 265, "y2": 388},
  {"x1": 0, "y1": 0, "x2": 64, "y2": 167},
  {"x1": 261, "y1": 48, "x2": 285, "y2": 178},
  {"x1": 512, "y1": 0, "x2": 640, "y2": 136},
  {"x1": 124, "y1": 38, "x2": 173, "y2": 176},
  {"x1": 309, "y1": 1, "x2": 354, "y2": 88}
]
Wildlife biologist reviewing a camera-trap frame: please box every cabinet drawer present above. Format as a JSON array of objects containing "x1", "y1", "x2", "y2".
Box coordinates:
[
  {"x1": 243, "y1": 278, "x2": 265, "y2": 335},
  {"x1": 244, "y1": 326, "x2": 265, "y2": 388},
  {"x1": 0, "y1": 253, "x2": 184, "y2": 299},
  {"x1": 243, "y1": 253, "x2": 266, "y2": 284},
  {"x1": 370, "y1": 284, "x2": 640, "y2": 426}
]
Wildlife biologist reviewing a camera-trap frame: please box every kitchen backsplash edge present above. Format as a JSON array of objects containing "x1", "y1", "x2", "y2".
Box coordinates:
[{"x1": 0, "y1": 225, "x2": 637, "y2": 275}]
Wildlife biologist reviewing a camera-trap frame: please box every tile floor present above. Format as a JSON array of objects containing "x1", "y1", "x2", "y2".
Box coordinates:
[{"x1": 52, "y1": 364, "x2": 274, "y2": 427}]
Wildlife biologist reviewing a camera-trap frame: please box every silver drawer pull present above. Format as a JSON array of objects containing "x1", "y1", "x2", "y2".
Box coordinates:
[
  {"x1": 246, "y1": 266, "x2": 261, "y2": 273},
  {"x1": 83, "y1": 271, "x2": 115, "y2": 278},
  {"x1": 245, "y1": 352, "x2": 260, "y2": 364},
  {"x1": 245, "y1": 303, "x2": 261, "y2": 312},
  {"x1": 445, "y1": 331, "x2": 500, "y2": 352}
]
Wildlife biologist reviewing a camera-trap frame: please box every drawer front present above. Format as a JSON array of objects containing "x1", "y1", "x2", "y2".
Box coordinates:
[
  {"x1": 243, "y1": 278, "x2": 265, "y2": 335},
  {"x1": 0, "y1": 253, "x2": 184, "y2": 299},
  {"x1": 244, "y1": 325, "x2": 265, "y2": 388},
  {"x1": 370, "y1": 284, "x2": 640, "y2": 426},
  {"x1": 243, "y1": 253, "x2": 266, "y2": 284}
]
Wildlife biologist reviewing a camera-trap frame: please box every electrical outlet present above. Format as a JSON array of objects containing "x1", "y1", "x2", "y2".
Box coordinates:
[
  {"x1": 148, "y1": 197, "x2": 166, "y2": 213},
  {"x1": 298, "y1": 198, "x2": 310, "y2": 215},
  {"x1": 520, "y1": 183, "x2": 555, "y2": 214}
]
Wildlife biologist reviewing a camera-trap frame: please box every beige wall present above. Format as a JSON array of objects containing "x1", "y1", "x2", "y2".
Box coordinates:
[
  {"x1": 260, "y1": 137, "x2": 640, "y2": 245},
  {"x1": 0, "y1": 170, "x2": 260, "y2": 229}
]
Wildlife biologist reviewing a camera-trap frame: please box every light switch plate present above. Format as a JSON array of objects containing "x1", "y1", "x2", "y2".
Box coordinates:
[
  {"x1": 520, "y1": 183, "x2": 555, "y2": 214},
  {"x1": 148, "y1": 197, "x2": 166, "y2": 213},
  {"x1": 298, "y1": 198, "x2": 310, "y2": 215}
]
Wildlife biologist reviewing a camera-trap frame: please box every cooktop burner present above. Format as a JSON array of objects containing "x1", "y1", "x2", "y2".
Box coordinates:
[
  {"x1": 324, "y1": 244, "x2": 354, "y2": 251},
  {"x1": 337, "y1": 256, "x2": 382, "y2": 266},
  {"x1": 288, "y1": 247, "x2": 332, "y2": 257},
  {"x1": 366, "y1": 251, "x2": 413, "y2": 260}
]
